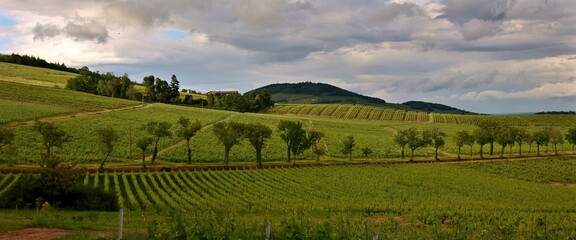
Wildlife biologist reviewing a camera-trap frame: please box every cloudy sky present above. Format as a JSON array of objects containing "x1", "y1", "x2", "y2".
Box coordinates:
[{"x1": 0, "y1": 0, "x2": 575, "y2": 114}]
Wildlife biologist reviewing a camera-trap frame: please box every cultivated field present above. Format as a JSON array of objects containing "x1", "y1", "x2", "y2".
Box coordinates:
[{"x1": 1, "y1": 63, "x2": 576, "y2": 239}]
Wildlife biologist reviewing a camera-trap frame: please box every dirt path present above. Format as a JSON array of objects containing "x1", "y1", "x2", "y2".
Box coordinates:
[
  {"x1": 6, "y1": 103, "x2": 153, "y2": 128},
  {"x1": 0, "y1": 228, "x2": 70, "y2": 240}
]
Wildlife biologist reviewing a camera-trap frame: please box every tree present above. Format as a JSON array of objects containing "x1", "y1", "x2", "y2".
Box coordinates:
[
  {"x1": 33, "y1": 121, "x2": 69, "y2": 168},
  {"x1": 213, "y1": 121, "x2": 245, "y2": 165},
  {"x1": 454, "y1": 130, "x2": 473, "y2": 160},
  {"x1": 143, "y1": 121, "x2": 172, "y2": 164},
  {"x1": 277, "y1": 120, "x2": 309, "y2": 162},
  {"x1": 425, "y1": 127, "x2": 446, "y2": 161},
  {"x1": 405, "y1": 127, "x2": 428, "y2": 161},
  {"x1": 476, "y1": 121, "x2": 503, "y2": 156},
  {"x1": 394, "y1": 129, "x2": 409, "y2": 159},
  {"x1": 496, "y1": 127, "x2": 516, "y2": 157},
  {"x1": 514, "y1": 128, "x2": 531, "y2": 156},
  {"x1": 136, "y1": 137, "x2": 153, "y2": 169},
  {"x1": 243, "y1": 123, "x2": 272, "y2": 166},
  {"x1": 340, "y1": 135, "x2": 355, "y2": 160},
  {"x1": 307, "y1": 130, "x2": 324, "y2": 161},
  {"x1": 532, "y1": 129, "x2": 549, "y2": 156},
  {"x1": 546, "y1": 127, "x2": 564, "y2": 155},
  {"x1": 473, "y1": 128, "x2": 490, "y2": 159},
  {"x1": 95, "y1": 128, "x2": 119, "y2": 170},
  {"x1": 177, "y1": 117, "x2": 202, "y2": 163},
  {"x1": 362, "y1": 147, "x2": 373, "y2": 159},
  {"x1": 566, "y1": 127, "x2": 576, "y2": 153},
  {"x1": 143, "y1": 75, "x2": 157, "y2": 102},
  {"x1": 0, "y1": 127, "x2": 15, "y2": 162},
  {"x1": 170, "y1": 75, "x2": 180, "y2": 102}
]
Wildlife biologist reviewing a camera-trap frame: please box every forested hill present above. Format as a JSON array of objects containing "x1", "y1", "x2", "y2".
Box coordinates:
[
  {"x1": 246, "y1": 82, "x2": 476, "y2": 114},
  {"x1": 246, "y1": 82, "x2": 387, "y2": 106},
  {"x1": 402, "y1": 101, "x2": 476, "y2": 115}
]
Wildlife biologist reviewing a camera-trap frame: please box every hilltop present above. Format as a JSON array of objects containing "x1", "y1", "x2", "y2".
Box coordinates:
[{"x1": 247, "y1": 82, "x2": 475, "y2": 114}]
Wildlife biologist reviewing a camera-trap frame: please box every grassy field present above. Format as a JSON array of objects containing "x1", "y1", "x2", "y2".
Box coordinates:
[
  {"x1": 1, "y1": 157, "x2": 575, "y2": 238},
  {"x1": 0, "y1": 62, "x2": 77, "y2": 88}
]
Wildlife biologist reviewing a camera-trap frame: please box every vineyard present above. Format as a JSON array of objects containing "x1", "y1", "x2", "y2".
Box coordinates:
[
  {"x1": 2, "y1": 159, "x2": 576, "y2": 238},
  {"x1": 268, "y1": 104, "x2": 576, "y2": 127}
]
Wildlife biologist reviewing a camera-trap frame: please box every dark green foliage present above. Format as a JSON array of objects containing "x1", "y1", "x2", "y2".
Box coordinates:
[
  {"x1": 566, "y1": 127, "x2": 576, "y2": 152},
  {"x1": 532, "y1": 129, "x2": 550, "y2": 156},
  {"x1": 0, "y1": 53, "x2": 79, "y2": 73},
  {"x1": 243, "y1": 123, "x2": 273, "y2": 166},
  {"x1": 246, "y1": 82, "x2": 386, "y2": 105},
  {"x1": 66, "y1": 68, "x2": 134, "y2": 99},
  {"x1": 425, "y1": 128, "x2": 446, "y2": 161},
  {"x1": 277, "y1": 120, "x2": 311, "y2": 162},
  {"x1": 33, "y1": 121, "x2": 69, "y2": 167},
  {"x1": 362, "y1": 147, "x2": 372, "y2": 159},
  {"x1": 0, "y1": 168, "x2": 118, "y2": 211},
  {"x1": 405, "y1": 127, "x2": 429, "y2": 161},
  {"x1": 394, "y1": 129, "x2": 409, "y2": 159},
  {"x1": 136, "y1": 137, "x2": 153, "y2": 168},
  {"x1": 143, "y1": 121, "x2": 172, "y2": 164},
  {"x1": 454, "y1": 130, "x2": 474, "y2": 159},
  {"x1": 213, "y1": 121, "x2": 245, "y2": 165},
  {"x1": 340, "y1": 135, "x2": 355, "y2": 160},
  {"x1": 402, "y1": 101, "x2": 476, "y2": 114},
  {"x1": 95, "y1": 127, "x2": 119, "y2": 170},
  {"x1": 177, "y1": 117, "x2": 202, "y2": 163}
]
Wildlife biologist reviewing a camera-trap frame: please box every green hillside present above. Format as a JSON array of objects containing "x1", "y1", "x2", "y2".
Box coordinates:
[{"x1": 246, "y1": 82, "x2": 475, "y2": 114}]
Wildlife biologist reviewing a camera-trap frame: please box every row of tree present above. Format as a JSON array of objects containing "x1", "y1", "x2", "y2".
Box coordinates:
[
  {"x1": 66, "y1": 67, "x2": 137, "y2": 99},
  {"x1": 206, "y1": 91, "x2": 275, "y2": 112},
  {"x1": 143, "y1": 75, "x2": 181, "y2": 103},
  {"x1": 0, "y1": 53, "x2": 79, "y2": 73},
  {"x1": 394, "y1": 122, "x2": 576, "y2": 161}
]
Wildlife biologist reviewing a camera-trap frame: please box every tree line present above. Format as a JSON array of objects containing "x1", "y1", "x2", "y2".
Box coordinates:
[
  {"x1": 394, "y1": 121, "x2": 576, "y2": 161},
  {"x1": 0, "y1": 53, "x2": 79, "y2": 73}
]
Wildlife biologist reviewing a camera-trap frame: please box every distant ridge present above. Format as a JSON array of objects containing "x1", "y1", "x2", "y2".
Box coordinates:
[
  {"x1": 246, "y1": 82, "x2": 476, "y2": 114},
  {"x1": 246, "y1": 82, "x2": 387, "y2": 106}
]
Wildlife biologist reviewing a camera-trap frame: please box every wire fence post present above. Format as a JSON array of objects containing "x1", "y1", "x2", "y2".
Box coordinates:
[
  {"x1": 265, "y1": 220, "x2": 271, "y2": 240},
  {"x1": 118, "y1": 208, "x2": 124, "y2": 240}
]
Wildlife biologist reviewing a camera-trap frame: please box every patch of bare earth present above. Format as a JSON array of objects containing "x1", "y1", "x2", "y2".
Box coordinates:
[{"x1": 0, "y1": 228, "x2": 70, "y2": 240}]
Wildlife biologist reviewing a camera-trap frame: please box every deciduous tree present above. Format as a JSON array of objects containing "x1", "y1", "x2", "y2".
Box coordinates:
[
  {"x1": 514, "y1": 128, "x2": 531, "y2": 156},
  {"x1": 135, "y1": 137, "x2": 153, "y2": 169},
  {"x1": 394, "y1": 129, "x2": 409, "y2": 159},
  {"x1": 243, "y1": 123, "x2": 272, "y2": 166},
  {"x1": 0, "y1": 127, "x2": 14, "y2": 162},
  {"x1": 496, "y1": 127, "x2": 516, "y2": 157},
  {"x1": 143, "y1": 121, "x2": 172, "y2": 164},
  {"x1": 307, "y1": 130, "x2": 324, "y2": 161},
  {"x1": 405, "y1": 127, "x2": 428, "y2": 161},
  {"x1": 95, "y1": 127, "x2": 119, "y2": 170},
  {"x1": 454, "y1": 130, "x2": 473, "y2": 160},
  {"x1": 566, "y1": 127, "x2": 576, "y2": 153},
  {"x1": 473, "y1": 128, "x2": 490, "y2": 159},
  {"x1": 213, "y1": 121, "x2": 245, "y2": 165},
  {"x1": 33, "y1": 121, "x2": 69, "y2": 168},
  {"x1": 340, "y1": 135, "x2": 355, "y2": 160},
  {"x1": 177, "y1": 117, "x2": 202, "y2": 163},
  {"x1": 425, "y1": 127, "x2": 446, "y2": 161},
  {"x1": 546, "y1": 127, "x2": 564, "y2": 155},
  {"x1": 277, "y1": 120, "x2": 309, "y2": 162},
  {"x1": 532, "y1": 129, "x2": 549, "y2": 156},
  {"x1": 476, "y1": 120, "x2": 502, "y2": 155}
]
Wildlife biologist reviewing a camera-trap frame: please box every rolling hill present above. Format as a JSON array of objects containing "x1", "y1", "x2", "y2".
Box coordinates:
[{"x1": 246, "y1": 82, "x2": 475, "y2": 114}]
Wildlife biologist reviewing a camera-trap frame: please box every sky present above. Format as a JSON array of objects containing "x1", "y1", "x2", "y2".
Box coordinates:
[{"x1": 0, "y1": 0, "x2": 575, "y2": 114}]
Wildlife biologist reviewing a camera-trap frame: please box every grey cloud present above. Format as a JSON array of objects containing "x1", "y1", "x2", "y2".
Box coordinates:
[
  {"x1": 32, "y1": 23, "x2": 60, "y2": 40},
  {"x1": 234, "y1": 0, "x2": 311, "y2": 30},
  {"x1": 461, "y1": 19, "x2": 502, "y2": 40},
  {"x1": 367, "y1": 2, "x2": 425, "y2": 23},
  {"x1": 104, "y1": 1, "x2": 171, "y2": 27},
  {"x1": 438, "y1": 0, "x2": 516, "y2": 24},
  {"x1": 64, "y1": 20, "x2": 109, "y2": 44}
]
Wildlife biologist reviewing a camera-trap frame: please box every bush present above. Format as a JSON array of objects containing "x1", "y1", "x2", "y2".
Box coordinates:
[{"x1": 0, "y1": 171, "x2": 118, "y2": 211}]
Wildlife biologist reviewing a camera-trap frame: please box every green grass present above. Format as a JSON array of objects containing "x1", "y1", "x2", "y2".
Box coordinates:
[{"x1": 0, "y1": 62, "x2": 77, "y2": 88}]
